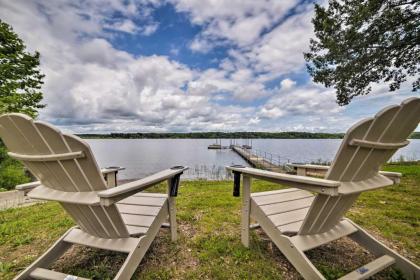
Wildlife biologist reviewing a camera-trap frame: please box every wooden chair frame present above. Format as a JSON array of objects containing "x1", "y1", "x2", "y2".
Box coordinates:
[
  {"x1": 0, "y1": 113, "x2": 188, "y2": 280},
  {"x1": 227, "y1": 166, "x2": 420, "y2": 280},
  {"x1": 13, "y1": 168, "x2": 186, "y2": 280},
  {"x1": 226, "y1": 97, "x2": 420, "y2": 280}
]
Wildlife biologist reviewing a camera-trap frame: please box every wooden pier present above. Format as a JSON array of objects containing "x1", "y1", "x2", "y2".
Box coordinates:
[
  {"x1": 231, "y1": 146, "x2": 286, "y2": 173},
  {"x1": 208, "y1": 139, "x2": 230, "y2": 149},
  {"x1": 208, "y1": 138, "x2": 253, "y2": 150}
]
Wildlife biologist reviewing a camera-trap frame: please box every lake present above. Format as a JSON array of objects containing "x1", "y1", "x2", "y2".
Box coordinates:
[{"x1": 86, "y1": 139, "x2": 420, "y2": 180}]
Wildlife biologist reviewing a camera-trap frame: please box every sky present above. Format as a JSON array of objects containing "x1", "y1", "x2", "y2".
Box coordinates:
[{"x1": 0, "y1": 0, "x2": 418, "y2": 133}]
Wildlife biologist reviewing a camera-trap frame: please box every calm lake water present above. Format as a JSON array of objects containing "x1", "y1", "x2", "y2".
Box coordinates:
[{"x1": 86, "y1": 139, "x2": 420, "y2": 180}]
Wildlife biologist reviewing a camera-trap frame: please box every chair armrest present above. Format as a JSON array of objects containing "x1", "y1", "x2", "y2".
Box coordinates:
[
  {"x1": 287, "y1": 164, "x2": 329, "y2": 176},
  {"x1": 288, "y1": 164, "x2": 329, "y2": 170},
  {"x1": 101, "y1": 166, "x2": 125, "y2": 175},
  {"x1": 98, "y1": 166, "x2": 188, "y2": 206},
  {"x1": 378, "y1": 171, "x2": 401, "y2": 184},
  {"x1": 226, "y1": 166, "x2": 340, "y2": 196},
  {"x1": 16, "y1": 181, "x2": 41, "y2": 194},
  {"x1": 101, "y1": 166, "x2": 125, "y2": 187},
  {"x1": 288, "y1": 164, "x2": 402, "y2": 184}
]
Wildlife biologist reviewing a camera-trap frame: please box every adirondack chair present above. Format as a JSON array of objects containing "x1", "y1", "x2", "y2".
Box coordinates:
[
  {"x1": 227, "y1": 97, "x2": 420, "y2": 280},
  {"x1": 0, "y1": 113, "x2": 187, "y2": 280}
]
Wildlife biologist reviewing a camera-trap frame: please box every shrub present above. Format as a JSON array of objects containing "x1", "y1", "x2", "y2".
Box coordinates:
[{"x1": 0, "y1": 143, "x2": 29, "y2": 190}]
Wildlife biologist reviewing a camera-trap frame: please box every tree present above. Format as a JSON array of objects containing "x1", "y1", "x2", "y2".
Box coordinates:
[
  {"x1": 0, "y1": 20, "x2": 44, "y2": 190},
  {"x1": 0, "y1": 144, "x2": 29, "y2": 191},
  {"x1": 304, "y1": 0, "x2": 419, "y2": 105},
  {"x1": 0, "y1": 19, "x2": 45, "y2": 117}
]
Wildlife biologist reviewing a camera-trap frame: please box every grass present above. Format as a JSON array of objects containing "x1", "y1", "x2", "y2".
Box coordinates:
[
  {"x1": 0, "y1": 146, "x2": 29, "y2": 192},
  {"x1": 0, "y1": 163, "x2": 419, "y2": 279}
]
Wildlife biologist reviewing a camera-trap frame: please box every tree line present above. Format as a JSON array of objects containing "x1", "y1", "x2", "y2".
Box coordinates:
[
  {"x1": 78, "y1": 131, "x2": 420, "y2": 139},
  {"x1": 78, "y1": 131, "x2": 345, "y2": 139}
]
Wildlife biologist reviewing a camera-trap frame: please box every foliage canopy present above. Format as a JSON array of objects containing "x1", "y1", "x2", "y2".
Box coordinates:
[
  {"x1": 305, "y1": 0, "x2": 419, "y2": 105},
  {"x1": 0, "y1": 19, "x2": 45, "y2": 117},
  {"x1": 0, "y1": 20, "x2": 43, "y2": 189}
]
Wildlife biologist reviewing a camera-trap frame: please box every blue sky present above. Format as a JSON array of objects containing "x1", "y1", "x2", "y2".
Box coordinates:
[{"x1": 0, "y1": 0, "x2": 418, "y2": 133}]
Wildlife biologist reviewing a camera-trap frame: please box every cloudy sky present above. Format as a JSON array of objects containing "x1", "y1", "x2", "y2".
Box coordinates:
[{"x1": 0, "y1": 0, "x2": 418, "y2": 133}]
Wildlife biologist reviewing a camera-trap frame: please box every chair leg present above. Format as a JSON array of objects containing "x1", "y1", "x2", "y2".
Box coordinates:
[
  {"x1": 168, "y1": 196, "x2": 177, "y2": 241},
  {"x1": 251, "y1": 200, "x2": 325, "y2": 279},
  {"x1": 347, "y1": 219, "x2": 420, "y2": 280},
  {"x1": 115, "y1": 200, "x2": 170, "y2": 279},
  {"x1": 241, "y1": 175, "x2": 251, "y2": 247},
  {"x1": 13, "y1": 228, "x2": 74, "y2": 280},
  {"x1": 276, "y1": 235, "x2": 326, "y2": 280},
  {"x1": 114, "y1": 236, "x2": 149, "y2": 280}
]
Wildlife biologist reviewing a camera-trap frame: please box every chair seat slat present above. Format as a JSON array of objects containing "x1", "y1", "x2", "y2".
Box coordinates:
[{"x1": 63, "y1": 228, "x2": 139, "y2": 253}]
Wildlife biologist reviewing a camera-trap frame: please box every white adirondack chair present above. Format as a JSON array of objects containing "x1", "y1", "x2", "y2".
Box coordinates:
[
  {"x1": 0, "y1": 113, "x2": 187, "y2": 280},
  {"x1": 227, "y1": 97, "x2": 420, "y2": 280}
]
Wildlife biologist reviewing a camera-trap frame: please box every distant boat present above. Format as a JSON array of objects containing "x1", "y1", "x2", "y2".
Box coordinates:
[
  {"x1": 208, "y1": 139, "x2": 222, "y2": 149},
  {"x1": 242, "y1": 139, "x2": 252, "y2": 149},
  {"x1": 208, "y1": 144, "x2": 222, "y2": 149}
]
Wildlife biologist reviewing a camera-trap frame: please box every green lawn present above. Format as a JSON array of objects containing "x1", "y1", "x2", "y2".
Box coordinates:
[{"x1": 0, "y1": 163, "x2": 418, "y2": 279}]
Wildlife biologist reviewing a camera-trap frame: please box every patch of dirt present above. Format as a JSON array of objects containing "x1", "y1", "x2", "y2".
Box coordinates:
[
  {"x1": 254, "y1": 229, "x2": 402, "y2": 280},
  {"x1": 137, "y1": 225, "x2": 200, "y2": 279},
  {"x1": 28, "y1": 223, "x2": 409, "y2": 280},
  {"x1": 365, "y1": 228, "x2": 418, "y2": 262},
  {"x1": 179, "y1": 221, "x2": 197, "y2": 239},
  {"x1": 52, "y1": 245, "x2": 125, "y2": 277}
]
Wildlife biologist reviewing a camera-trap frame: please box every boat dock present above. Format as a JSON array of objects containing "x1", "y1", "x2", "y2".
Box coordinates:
[
  {"x1": 207, "y1": 139, "x2": 290, "y2": 173},
  {"x1": 231, "y1": 145, "x2": 287, "y2": 173},
  {"x1": 208, "y1": 138, "x2": 252, "y2": 150},
  {"x1": 208, "y1": 139, "x2": 230, "y2": 149}
]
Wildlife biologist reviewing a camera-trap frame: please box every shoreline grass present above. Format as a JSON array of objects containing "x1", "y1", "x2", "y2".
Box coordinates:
[{"x1": 0, "y1": 163, "x2": 418, "y2": 279}]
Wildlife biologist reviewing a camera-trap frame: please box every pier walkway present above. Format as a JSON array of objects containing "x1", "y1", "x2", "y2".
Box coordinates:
[{"x1": 231, "y1": 146, "x2": 287, "y2": 173}]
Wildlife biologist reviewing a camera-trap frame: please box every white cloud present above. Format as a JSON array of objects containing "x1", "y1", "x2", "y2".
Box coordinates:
[
  {"x1": 248, "y1": 117, "x2": 260, "y2": 125},
  {"x1": 141, "y1": 22, "x2": 159, "y2": 35},
  {"x1": 1, "y1": 0, "x2": 415, "y2": 134},
  {"x1": 0, "y1": 0, "x2": 274, "y2": 133},
  {"x1": 0, "y1": 0, "x2": 228, "y2": 131},
  {"x1": 177, "y1": 0, "x2": 317, "y2": 103},
  {"x1": 189, "y1": 37, "x2": 214, "y2": 53},
  {"x1": 247, "y1": 8, "x2": 314, "y2": 75},
  {"x1": 258, "y1": 82, "x2": 342, "y2": 120},
  {"x1": 259, "y1": 107, "x2": 285, "y2": 119},
  {"x1": 187, "y1": 66, "x2": 269, "y2": 101},
  {"x1": 106, "y1": 19, "x2": 139, "y2": 33},
  {"x1": 106, "y1": 19, "x2": 157, "y2": 35},
  {"x1": 174, "y1": 0, "x2": 315, "y2": 84},
  {"x1": 281, "y1": 79, "x2": 297, "y2": 90},
  {"x1": 199, "y1": 12, "x2": 271, "y2": 47},
  {"x1": 0, "y1": 0, "x2": 333, "y2": 133},
  {"x1": 172, "y1": 0, "x2": 302, "y2": 48}
]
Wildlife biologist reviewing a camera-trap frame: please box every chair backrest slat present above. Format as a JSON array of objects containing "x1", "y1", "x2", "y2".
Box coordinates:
[
  {"x1": 298, "y1": 98, "x2": 420, "y2": 236},
  {"x1": 0, "y1": 114, "x2": 129, "y2": 238},
  {"x1": 298, "y1": 194, "x2": 330, "y2": 234},
  {"x1": 8, "y1": 151, "x2": 85, "y2": 162},
  {"x1": 349, "y1": 139, "x2": 409, "y2": 150},
  {"x1": 0, "y1": 115, "x2": 62, "y2": 190}
]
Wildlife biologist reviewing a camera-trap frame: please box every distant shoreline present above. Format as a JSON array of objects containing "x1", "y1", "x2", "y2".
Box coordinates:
[{"x1": 77, "y1": 131, "x2": 420, "y2": 139}]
